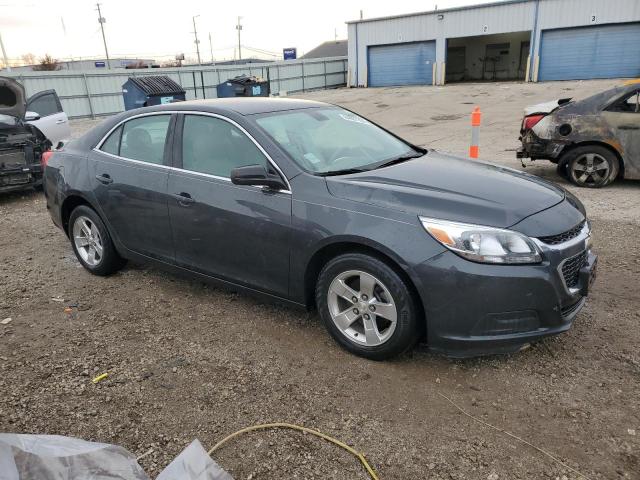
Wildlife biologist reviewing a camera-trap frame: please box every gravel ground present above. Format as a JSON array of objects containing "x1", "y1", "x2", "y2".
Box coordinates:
[{"x1": 1, "y1": 80, "x2": 639, "y2": 479}]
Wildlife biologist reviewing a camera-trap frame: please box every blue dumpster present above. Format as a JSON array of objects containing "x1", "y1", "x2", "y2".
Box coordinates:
[
  {"x1": 216, "y1": 75, "x2": 269, "y2": 98},
  {"x1": 122, "y1": 75, "x2": 186, "y2": 110}
]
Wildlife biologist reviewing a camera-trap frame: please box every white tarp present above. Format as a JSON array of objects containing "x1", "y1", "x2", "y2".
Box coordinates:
[{"x1": 0, "y1": 434, "x2": 232, "y2": 480}]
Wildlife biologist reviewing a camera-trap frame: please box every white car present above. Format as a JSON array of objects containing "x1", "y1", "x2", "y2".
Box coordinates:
[
  {"x1": 1, "y1": 77, "x2": 71, "y2": 193},
  {"x1": 25, "y1": 88, "x2": 71, "y2": 147}
]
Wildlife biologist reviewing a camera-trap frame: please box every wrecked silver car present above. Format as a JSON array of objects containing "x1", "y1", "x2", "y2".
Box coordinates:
[
  {"x1": 0, "y1": 77, "x2": 70, "y2": 193},
  {"x1": 518, "y1": 81, "x2": 640, "y2": 188}
]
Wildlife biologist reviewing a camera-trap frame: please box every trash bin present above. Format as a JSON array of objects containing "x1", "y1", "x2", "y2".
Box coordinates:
[
  {"x1": 122, "y1": 75, "x2": 186, "y2": 110},
  {"x1": 216, "y1": 75, "x2": 269, "y2": 98}
]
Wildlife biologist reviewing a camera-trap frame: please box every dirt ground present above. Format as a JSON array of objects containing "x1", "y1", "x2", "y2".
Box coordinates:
[{"x1": 1, "y1": 80, "x2": 639, "y2": 480}]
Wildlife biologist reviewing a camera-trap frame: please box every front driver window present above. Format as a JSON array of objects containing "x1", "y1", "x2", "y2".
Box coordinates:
[
  {"x1": 181, "y1": 114, "x2": 267, "y2": 178},
  {"x1": 119, "y1": 115, "x2": 171, "y2": 164}
]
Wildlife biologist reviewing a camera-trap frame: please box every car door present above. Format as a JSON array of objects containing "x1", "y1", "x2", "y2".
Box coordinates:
[
  {"x1": 26, "y1": 89, "x2": 71, "y2": 145},
  {"x1": 167, "y1": 113, "x2": 292, "y2": 297},
  {"x1": 603, "y1": 89, "x2": 640, "y2": 179},
  {"x1": 90, "y1": 113, "x2": 175, "y2": 261}
]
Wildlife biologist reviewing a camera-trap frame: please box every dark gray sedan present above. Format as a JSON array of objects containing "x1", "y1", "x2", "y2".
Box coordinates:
[{"x1": 44, "y1": 98, "x2": 597, "y2": 359}]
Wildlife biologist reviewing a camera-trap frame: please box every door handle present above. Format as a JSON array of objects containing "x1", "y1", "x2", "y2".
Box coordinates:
[
  {"x1": 55, "y1": 119, "x2": 67, "y2": 124},
  {"x1": 95, "y1": 173, "x2": 113, "y2": 185},
  {"x1": 172, "y1": 192, "x2": 195, "y2": 206},
  {"x1": 619, "y1": 125, "x2": 639, "y2": 130}
]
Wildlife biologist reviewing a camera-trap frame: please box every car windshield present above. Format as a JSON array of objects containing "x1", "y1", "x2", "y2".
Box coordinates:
[{"x1": 254, "y1": 107, "x2": 423, "y2": 175}]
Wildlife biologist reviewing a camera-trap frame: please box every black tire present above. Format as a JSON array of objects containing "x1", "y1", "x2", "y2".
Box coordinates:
[
  {"x1": 315, "y1": 253, "x2": 421, "y2": 360},
  {"x1": 556, "y1": 160, "x2": 569, "y2": 179},
  {"x1": 68, "y1": 205, "x2": 126, "y2": 276},
  {"x1": 563, "y1": 145, "x2": 619, "y2": 188}
]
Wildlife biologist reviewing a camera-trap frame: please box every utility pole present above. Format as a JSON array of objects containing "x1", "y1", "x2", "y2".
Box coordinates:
[
  {"x1": 208, "y1": 32, "x2": 213, "y2": 64},
  {"x1": 235, "y1": 16, "x2": 242, "y2": 61},
  {"x1": 334, "y1": 28, "x2": 338, "y2": 41},
  {"x1": 96, "y1": 3, "x2": 111, "y2": 69},
  {"x1": 192, "y1": 15, "x2": 201, "y2": 65},
  {"x1": 0, "y1": 32, "x2": 10, "y2": 72}
]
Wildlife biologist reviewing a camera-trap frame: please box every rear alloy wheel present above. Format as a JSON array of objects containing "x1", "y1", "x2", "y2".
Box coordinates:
[
  {"x1": 566, "y1": 146, "x2": 619, "y2": 188},
  {"x1": 316, "y1": 253, "x2": 421, "y2": 360},
  {"x1": 73, "y1": 215, "x2": 104, "y2": 267},
  {"x1": 69, "y1": 205, "x2": 125, "y2": 276}
]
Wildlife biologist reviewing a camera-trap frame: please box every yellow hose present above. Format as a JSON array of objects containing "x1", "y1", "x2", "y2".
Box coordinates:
[{"x1": 208, "y1": 422, "x2": 379, "y2": 480}]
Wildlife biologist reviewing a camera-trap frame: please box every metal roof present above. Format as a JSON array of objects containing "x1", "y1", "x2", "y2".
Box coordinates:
[
  {"x1": 346, "y1": 0, "x2": 531, "y2": 24},
  {"x1": 301, "y1": 40, "x2": 348, "y2": 59}
]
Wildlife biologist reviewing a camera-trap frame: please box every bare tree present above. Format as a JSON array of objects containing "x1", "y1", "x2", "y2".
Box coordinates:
[
  {"x1": 21, "y1": 53, "x2": 37, "y2": 66},
  {"x1": 33, "y1": 54, "x2": 61, "y2": 71}
]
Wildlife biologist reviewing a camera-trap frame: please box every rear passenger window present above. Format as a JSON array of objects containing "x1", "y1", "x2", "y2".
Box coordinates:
[
  {"x1": 181, "y1": 114, "x2": 267, "y2": 178},
  {"x1": 100, "y1": 125, "x2": 122, "y2": 155},
  {"x1": 119, "y1": 115, "x2": 171, "y2": 164}
]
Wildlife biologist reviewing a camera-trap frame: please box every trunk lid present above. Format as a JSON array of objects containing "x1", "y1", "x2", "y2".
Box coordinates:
[{"x1": 523, "y1": 98, "x2": 572, "y2": 116}]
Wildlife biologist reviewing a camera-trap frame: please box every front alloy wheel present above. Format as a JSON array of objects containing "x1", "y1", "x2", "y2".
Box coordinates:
[
  {"x1": 327, "y1": 270, "x2": 398, "y2": 347},
  {"x1": 316, "y1": 253, "x2": 421, "y2": 360}
]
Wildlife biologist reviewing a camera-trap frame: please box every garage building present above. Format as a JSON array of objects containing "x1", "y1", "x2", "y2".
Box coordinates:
[{"x1": 347, "y1": 0, "x2": 640, "y2": 87}]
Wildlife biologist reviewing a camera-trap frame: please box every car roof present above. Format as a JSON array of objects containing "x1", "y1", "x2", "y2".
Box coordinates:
[{"x1": 145, "y1": 97, "x2": 328, "y2": 116}]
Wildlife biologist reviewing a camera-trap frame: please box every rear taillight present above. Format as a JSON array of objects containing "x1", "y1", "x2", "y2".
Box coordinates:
[
  {"x1": 41, "y1": 150, "x2": 54, "y2": 167},
  {"x1": 523, "y1": 114, "x2": 545, "y2": 131}
]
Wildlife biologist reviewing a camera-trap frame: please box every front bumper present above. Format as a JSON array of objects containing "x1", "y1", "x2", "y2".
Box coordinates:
[{"x1": 414, "y1": 232, "x2": 596, "y2": 357}]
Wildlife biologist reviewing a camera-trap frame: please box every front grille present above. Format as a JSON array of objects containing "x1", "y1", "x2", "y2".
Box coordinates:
[
  {"x1": 562, "y1": 250, "x2": 587, "y2": 289},
  {"x1": 538, "y1": 221, "x2": 585, "y2": 245}
]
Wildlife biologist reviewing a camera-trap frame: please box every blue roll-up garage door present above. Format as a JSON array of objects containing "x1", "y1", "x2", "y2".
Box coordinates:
[
  {"x1": 539, "y1": 23, "x2": 640, "y2": 81},
  {"x1": 368, "y1": 41, "x2": 436, "y2": 87}
]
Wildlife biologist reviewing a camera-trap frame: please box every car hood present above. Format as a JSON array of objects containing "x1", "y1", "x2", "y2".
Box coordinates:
[
  {"x1": 524, "y1": 98, "x2": 572, "y2": 116},
  {"x1": 0, "y1": 76, "x2": 27, "y2": 121},
  {"x1": 325, "y1": 151, "x2": 566, "y2": 228}
]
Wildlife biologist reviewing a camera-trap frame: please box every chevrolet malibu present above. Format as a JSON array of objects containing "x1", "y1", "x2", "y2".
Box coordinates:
[{"x1": 44, "y1": 98, "x2": 597, "y2": 360}]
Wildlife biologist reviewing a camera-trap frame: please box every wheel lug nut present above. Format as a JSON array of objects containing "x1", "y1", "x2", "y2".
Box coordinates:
[
  {"x1": 353, "y1": 308, "x2": 359, "y2": 315},
  {"x1": 361, "y1": 294, "x2": 368, "y2": 300},
  {"x1": 352, "y1": 296, "x2": 358, "y2": 303},
  {"x1": 369, "y1": 305, "x2": 375, "y2": 312},
  {"x1": 363, "y1": 314, "x2": 370, "y2": 320}
]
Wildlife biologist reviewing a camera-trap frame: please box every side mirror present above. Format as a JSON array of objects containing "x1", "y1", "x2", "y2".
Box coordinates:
[
  {"x1": 230, "y1": 164, "x2": 287, "y2": 191},
  {"x1": 25, "y1": 111, "x2": 40, "y2": 121}
]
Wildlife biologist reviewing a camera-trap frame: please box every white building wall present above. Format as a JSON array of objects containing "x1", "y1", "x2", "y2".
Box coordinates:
[{"x1": 347, "y1": 0, "x2": 640, "y2": 86}]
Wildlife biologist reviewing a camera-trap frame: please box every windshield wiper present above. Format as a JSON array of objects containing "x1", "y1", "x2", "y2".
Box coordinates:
[
  {"x1": 373, "y1": 152, "x2": 425, "y2": 170},
  {"x1": 318, "y1": 168, "x2": 369, "y2": 177}
]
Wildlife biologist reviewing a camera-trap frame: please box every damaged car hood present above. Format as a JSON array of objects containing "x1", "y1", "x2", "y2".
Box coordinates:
[
  {"x1": 325, "y1": 151, "x2": 565, "y2": 228},
  {"x1": 0, "y1": 77, "x2": 27, "y2": 121}
]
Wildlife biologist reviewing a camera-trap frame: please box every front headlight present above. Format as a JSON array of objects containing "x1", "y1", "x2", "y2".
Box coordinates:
[{"x1": 419, "y1": 216, "x2": 542, "y2": 264}]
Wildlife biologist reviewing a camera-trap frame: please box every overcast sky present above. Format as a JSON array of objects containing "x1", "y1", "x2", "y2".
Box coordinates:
[{"x1": 1, "y1": 0, "x2": 498, "y2": 63}]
